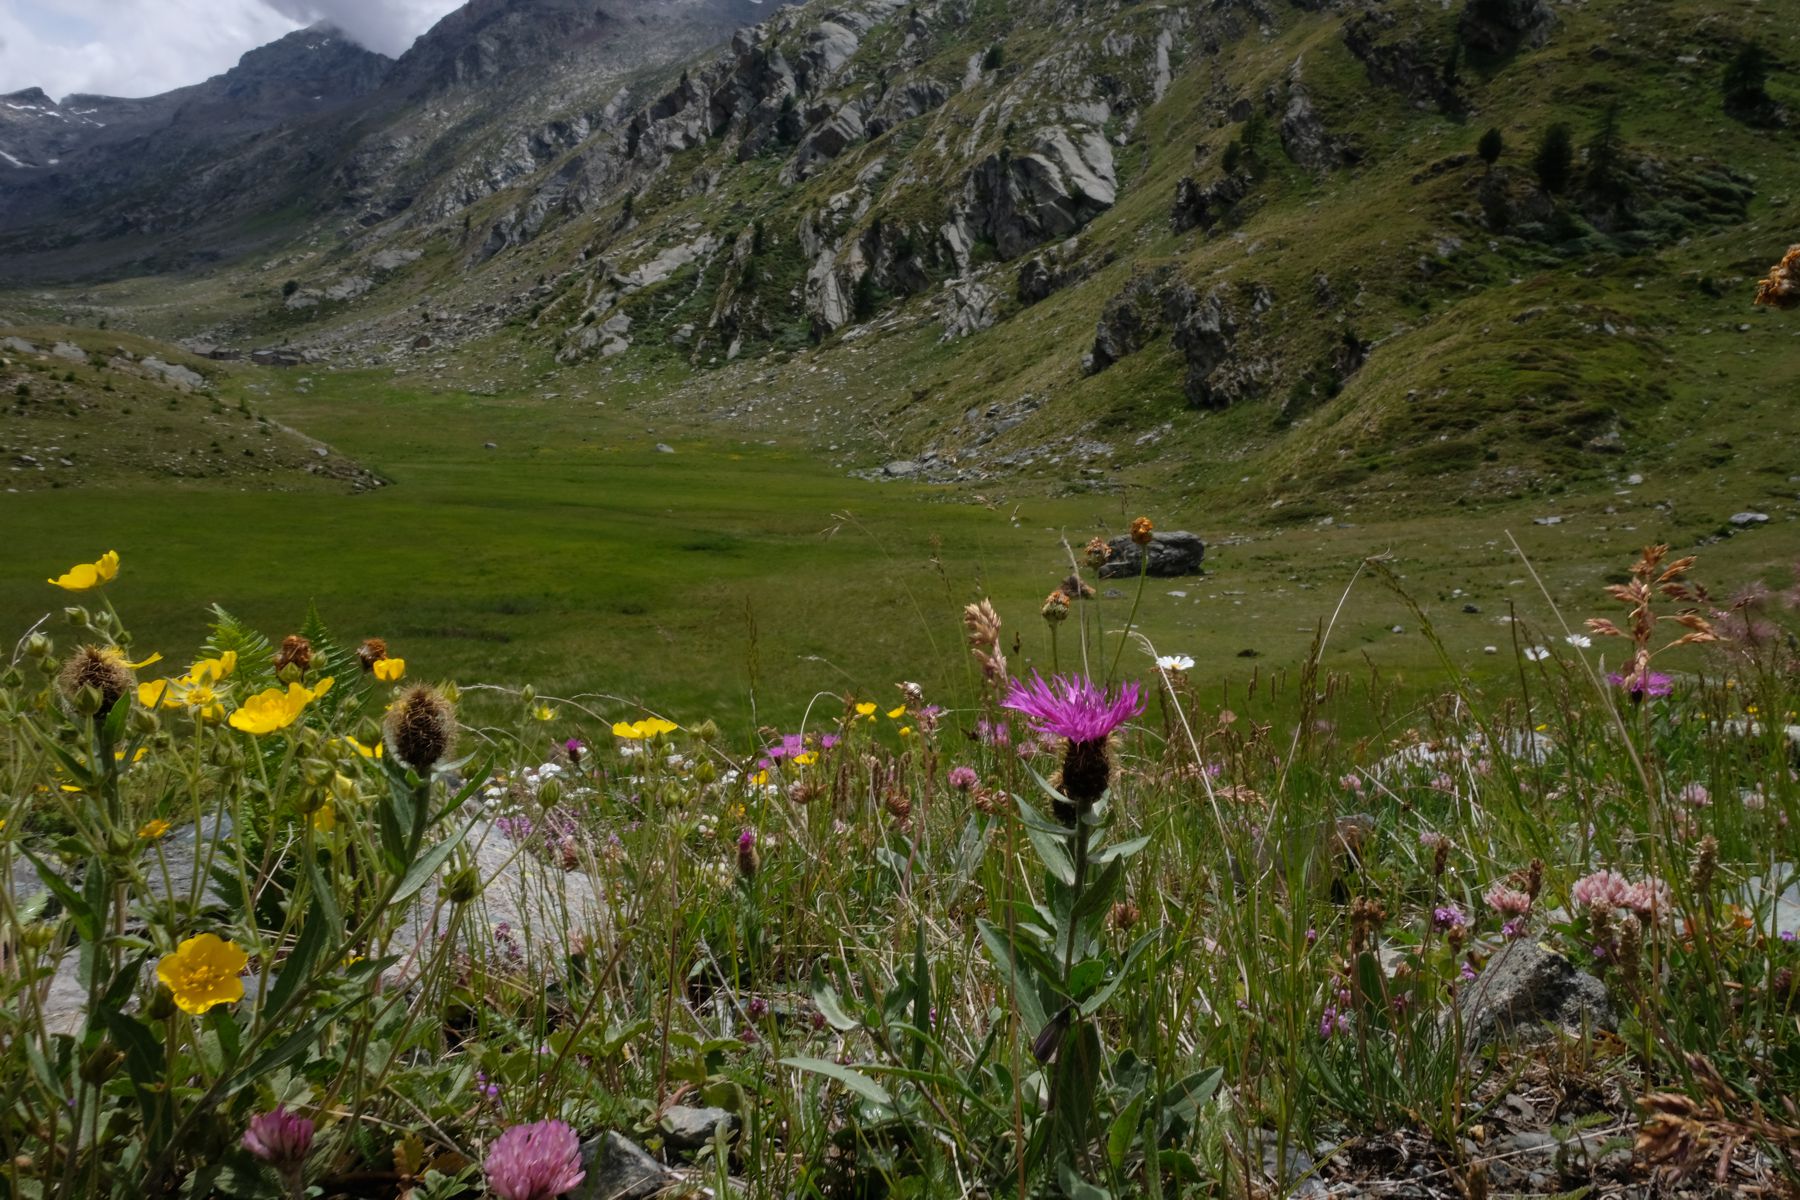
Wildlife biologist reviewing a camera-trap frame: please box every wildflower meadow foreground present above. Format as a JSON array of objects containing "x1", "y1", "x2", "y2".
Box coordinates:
[{"x1": 4, "y1": 533, "x2": 1800, "y2": 1200}]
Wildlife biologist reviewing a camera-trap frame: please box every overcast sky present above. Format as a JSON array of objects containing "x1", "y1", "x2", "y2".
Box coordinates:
[{"x1": 0, "y1": 0, "x2": 462, "y2": 100}]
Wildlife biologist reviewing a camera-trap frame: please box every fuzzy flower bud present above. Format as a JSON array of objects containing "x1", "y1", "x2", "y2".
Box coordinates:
[{"x1": 382, "y1": 685, "x2": 457, "y2": 773}]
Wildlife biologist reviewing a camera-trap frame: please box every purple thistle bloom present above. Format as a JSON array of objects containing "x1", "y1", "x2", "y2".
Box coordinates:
[
  {"x1": 243, "y1": 1105, "x2": 314, "y2": 1172},
  {"x1": 564, "y1": 738, "x2": 585, "y2": 764},
  {"x1": 1001, "y1": 672, "x2": 1145, "y2": 745},
  {"x1": 1606, "y1": 670, "x2": 1674, "y2": 700},
  {"x1": 484, "y1": 1119, "x2": 585, "y2": 1200}
]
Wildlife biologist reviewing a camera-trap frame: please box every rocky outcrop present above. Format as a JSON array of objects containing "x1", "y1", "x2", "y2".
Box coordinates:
[
  {"x1": 1342, "y1": 10, "x2": 1460, "y2": 109},
  {"x1": 1087, "y1": 270, "x2": 1175, "y2": 373},
  {"x1": 940, "y1": 279, "x2": 1002, "y2": 341},
  {"x1": 1276, "y1": 75, "x2": 1356, "y2": 172},
  {"x1": 955, "y1": 127, "x2": 1117, "y2": 261},
  {"x1": 1100, "y1": 531, "x2": 1206, "y2": 577},
  {"x1": 1171, "y1": 171, "x2": 1251, "y2": 233},
  {"x1": 1458, "y1": 0, "x2": 1557, "y2": 53},
  {"x1": 1166, "y1": 281, "x2": 1269, "y2": 409}
]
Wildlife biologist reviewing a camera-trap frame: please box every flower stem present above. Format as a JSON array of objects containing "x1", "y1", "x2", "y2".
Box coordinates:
[{"x1": 1106, "y1": 551, "x2": 1150, "y2": 685}]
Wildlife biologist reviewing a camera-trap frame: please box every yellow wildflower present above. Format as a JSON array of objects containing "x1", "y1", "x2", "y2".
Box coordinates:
[
  {"x1": 749, "y1": 769, "x2": 769, "y2": 787},
  {"x1": 886, "y1": 706, "x2": 906, "y2": 720},
  {"x1": 340, "y1": 735, "x2": 383, "y2": 759},
  {"x1": 312, "y1": 803, "x2": 336, "y2": 833},
  {"x1": 612, "y1": 717, "x2": 678, "y2": 740},
  {"x1": 229, "y1": 678, "x2": 333, "y2": 735},
  {"x1": 48, "y1": 550, "x2": 120, "y2": 591},
  {"x1": 137, "y1": 818, "x2": 171, "y2": 840},
  {"x1": 898, "y1": 726, "x2": 914, "y2": 738},
  {"x1": 155, "y1": 933, "x2": 247, "y2": 1015},
  {"x1": 374, "y1": 657, "x2": 405, "y2": 683},
  {"x1": 792, "y1": 751, "x2": 818, "y2": 766},
  {"x1": 855, "y1": 702, "x2": 877, "y2": 719},
  {"x1": 532, "y1": 704, "x2": 558, "y2": 722},
  {"x1": 188, "y1": 651, "x2": 237, "y2": 684}
]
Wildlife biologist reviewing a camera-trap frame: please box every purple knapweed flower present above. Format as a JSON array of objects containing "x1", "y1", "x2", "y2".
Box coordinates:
[
  {"x1": 564, "y1": 738, "x2": 585, "y2": 765},
  {"x1": 1001, "y1": 672, "x2": 1145, "y2": 744},
  {"x1": 1606, "y1": 670, "x2": 1674, "y2": 701},
  {"x1": 484, "y1": 1119, "x2": 585, "y2": 1200},
  {"x1": 243, "y1": 1105, "x2": 313, "y2": 1171}
]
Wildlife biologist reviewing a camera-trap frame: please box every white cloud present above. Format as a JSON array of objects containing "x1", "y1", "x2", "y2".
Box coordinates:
[
  {"x1": 0, "y1": 0, "x2": 458, "y2": 101},
  {"x1": 259, "y1": 0, "x2": 463, "y2": 57}
]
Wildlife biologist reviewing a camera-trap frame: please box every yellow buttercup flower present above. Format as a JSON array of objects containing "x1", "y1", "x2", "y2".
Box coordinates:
[
  {"x1": 312, "y1": 802, "x2": 336, "y2": 833},
  {"x1": 189, "y1": 651, "x2": 237, "y2": 684},
  {"x1": 898, "y1": 726, "x2": 914, "y2": 738},
  {"x1": 48, "y1": 550, "x2": 120, "y2": 591},
  {"x1": 101, "y1": 646, "x2": 162, "y2": 670},
  {"x1": 374, "y1": 658, "x2": 405, "y2": 683},
  {"x1": 612, "y1": 717, "x2": 678, "y2": 740},
  {"x1": 792, "y1": 751, "x2": 818, "y2": 766},
  {"x1": 228, "y1": 678, "x2": 333, "y2": 735},
  {"x1": 138, "y1": 818, "x2": 171, "y2": 840},
  {"x1": 155, "y1": 933, "x2": 247, "y2": 1015},
  {"x1": 855, "y1": 702, "x2": 877, "y2": 718},
  {"x1": 340, "y1": 735, "x2": 383, "y2": 759},
  {"x1": 532, "y1": 704, "x2": 558, "y2": 722},
  {"x1": 886, "y1": 706, "x2": 907, "y2": 720},
  {"x1": 141, "y1": 675, "x2": 227, "y2": 723}
]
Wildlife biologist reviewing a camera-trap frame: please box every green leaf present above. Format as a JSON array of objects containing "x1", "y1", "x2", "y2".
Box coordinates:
[
  {"x1": 1016, "y1": 785, "x2": 1074, "y2": 834},
  {"x1": 1160, "y1": 1067, "x2": 1222, "y2": 1125},
  {"x1": 23, "y1": 849, "x2": 99, "y2": 941},
  {"x1": 1108, "y1": 1091, "x2": 1145, "y2": 1173},
  {"x1": 1058, "y1": 1159, "x2": 1111, "y2": 1200},
  {"x1": 230, "y1": 998, "x2": 358, "y2": 1089},
  {"x1": 1091, "y1": 835, "x2": 1151, "y2": 864},
  {"x1": 1080, "y1": 930, "x2": 1161, "y2": 1018},
  {"x1": 1023, "y1": 764, "x2": 1075, "y2": 816},
  {"x1": 264, "y1": 893, "x2": 332, "y2": 1018},
  {"x1": 391, "y1": 817, "x2": 477, "y2": 906},
  {"x1": 101, "y1": 1009, "x2": 164, "y2": 1088},
  {"x1": 1049, "y1": 1021, "x2": 1102, "y2": 1167},
  {"x1": 430, "y1": 754, "x2": 494, "y2": 826},
  {"x1": 810, "y1": 967, "x2": 860, "y2": 1032},
  {"x1": 1018, "y1": 807, "x2": 1076, "y2": 886},
  {"x1": 1070, "y1": 859, "x2": 1125, "y2": 926},
  {"x1": 780, "y1": 1056, "x2": 893, "y2": 1107},
  {"x1": 977, "y1": 918, "x2": 1050, "y2": 1033}
]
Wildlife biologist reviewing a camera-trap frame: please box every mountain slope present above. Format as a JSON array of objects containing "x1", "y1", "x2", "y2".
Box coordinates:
[{"x1": 2, "y1": 0, "x2": 1796, "y2": 528}]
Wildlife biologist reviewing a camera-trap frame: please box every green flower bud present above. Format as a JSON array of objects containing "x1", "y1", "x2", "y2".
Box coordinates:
[
  {"x1": 24, "y1": 634, "x2": 51, "y2": 659},
  {"x1": 444, "y1": 864, "x2": 483, "y2": 905},
  {"x1": 694, "y1": 719, "x2": 720, "y2": 743},
  {"x1": 537, "y1": 778, "x2": 562, "y2": 809}
]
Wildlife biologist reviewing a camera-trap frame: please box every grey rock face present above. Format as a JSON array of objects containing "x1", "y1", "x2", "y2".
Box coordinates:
[
  {"x1": 1455, "y1": 940, "x2": 1612, "y2": 1046},
  {"x1": 659, "y1": 1105, "x2": 741, "y2": 1151},
  {"x1": 140, "y1": 357, "x2": 206, "y2": 390},
  {"x1": 1166, "y1": 282, "x2": 1254, "y2": 409},
  {"x1": 1458, "y1": 0, "x2": 1557, "y2": 53},
  {"x1": 940, "y1": 280, "x2": 1002, "y2": 341},
  {"x1": 1170, "y1": 172, "x2": 1250, "y2": 233},
  {"x1": 569, "y1": 1132, "x2": 677, "y2": 1200},
  {"x1": 959, "y1": 126, "x2": 1117, "y2": 261},
  {"x1": 1100, "y1": 531, "x2": 1206, "y2": 578}
]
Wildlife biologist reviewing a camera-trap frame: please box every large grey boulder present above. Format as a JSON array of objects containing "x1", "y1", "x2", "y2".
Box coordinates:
[
  {"x1": 1100, "y1": 531, "x2": 1206, "y2": 578},
  {"x1": 1455, "y1": 940, "x2": 1612, "y2": 1046}
]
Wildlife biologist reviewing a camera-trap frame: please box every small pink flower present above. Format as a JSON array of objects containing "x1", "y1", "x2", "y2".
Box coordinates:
[
  {"x1": 243, "y1": 1106, "x2": 314, "y2": 1172},
  {"x1": 484, "y1": 1119, "x2": 585, "y2": 1200},
  {"x1": 1484, "y1": 883, "x2": 1532, "y2": 917},
  {"x1": 1571, "y1": 869, "x2": 1635, "y2": 914},
  {"x1": 1340, "y1": 773, "x2": 1363, "y2": 792},
  {"x1": 1678, "y1": 782, "x2": 1711, "y2": 808},
  {"x1": 947, "y1": 766, "x2": 979, "y2": 792}
]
